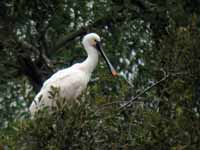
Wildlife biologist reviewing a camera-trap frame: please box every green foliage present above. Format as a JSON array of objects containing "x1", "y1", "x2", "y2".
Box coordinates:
[
  {"x1": 1, "y1": 86, "x2": 199, "y2": 149},
  {"x1": 0, "y1": 0, "x2": 200, "y2": 149},
  {"x1": 0, "y1": 78, "x2": 33, "y2": 128}
]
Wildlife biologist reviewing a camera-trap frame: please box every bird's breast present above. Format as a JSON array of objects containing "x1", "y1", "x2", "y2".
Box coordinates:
[{"x1": 57, "y1": 70, "x2": 90, "y2": 99}]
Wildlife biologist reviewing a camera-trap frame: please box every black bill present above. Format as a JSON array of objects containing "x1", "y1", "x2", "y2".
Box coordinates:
[{"x1": 95, "y1": 42, "x2": 117, "y2": 77}]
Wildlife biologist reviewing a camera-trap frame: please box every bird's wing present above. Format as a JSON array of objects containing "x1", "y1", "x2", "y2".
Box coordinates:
[
  {"x1": 42, "y1": 64, "x2": 80, "y2": 89},
  {"x1": 37, "y1": 67, "x2": 88, "y2": 102},
  {"x1": 30, "y1": 64, "x2": 90, "y2": 115}
]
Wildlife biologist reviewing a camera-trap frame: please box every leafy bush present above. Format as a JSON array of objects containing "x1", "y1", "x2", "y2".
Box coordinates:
[{"x1": 0, "y1": 86, "x2": 199, "y2": 150}]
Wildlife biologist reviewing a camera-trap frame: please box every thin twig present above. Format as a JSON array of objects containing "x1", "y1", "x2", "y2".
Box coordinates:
[
  {"x1": 119, "y1": 74, "x2": 134, "y2": 88},
  {"x1": 18, "y1": 39, "x2": 40, "y2": 55},
  {"x1": 119, "y1": 72, "x2": 169, "y2": 110},
  {"x1": 99, "y1": 101, "x2": 128, "y2": 109}
]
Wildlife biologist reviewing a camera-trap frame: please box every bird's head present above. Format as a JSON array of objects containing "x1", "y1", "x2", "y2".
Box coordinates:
[
  {"x1": 82, "y1": 33, "x2": 117, "y2": 77},
  {"x1": 82, "y1": 33, "x2": 101, "y2": 47}
]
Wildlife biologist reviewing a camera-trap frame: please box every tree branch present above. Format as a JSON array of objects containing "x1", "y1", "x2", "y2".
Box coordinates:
[
  {"x1": 17, "y1": 39, "x2": 40, "y2": 55},
  {"x1": 119, "y1": 72, "x2": 169, "y2": 110},
  {"x1": 50, "y1": 28, "x2": 87, "y2": 52},
  {"x1": 49, "y1": 0, "x2": 157, "y2": 53},
  {"x1": 16, "y1": 39, "x2": 54, "y2": 92},
  {"x1": 50, "y1": 15, "x2": 123, "y2": 52}
]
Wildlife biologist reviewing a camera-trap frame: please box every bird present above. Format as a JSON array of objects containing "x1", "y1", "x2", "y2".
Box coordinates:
[{"x1": 29, "y1": 33, "x2": 117, "y2": 115}]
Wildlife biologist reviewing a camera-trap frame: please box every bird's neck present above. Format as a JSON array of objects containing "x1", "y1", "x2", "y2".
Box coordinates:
[{"x1": 81, "y1": 44, "x2": 99, "y2": 74}]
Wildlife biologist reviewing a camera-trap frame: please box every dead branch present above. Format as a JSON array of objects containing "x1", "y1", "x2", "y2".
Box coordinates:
[{"x1": 119, "y1": 72, "x2": 169, "y2": 110}]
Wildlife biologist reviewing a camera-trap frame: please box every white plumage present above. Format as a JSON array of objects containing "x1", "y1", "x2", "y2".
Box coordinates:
[{"x1": 29, "y1": 33, "x2": 117, "y2": 115}]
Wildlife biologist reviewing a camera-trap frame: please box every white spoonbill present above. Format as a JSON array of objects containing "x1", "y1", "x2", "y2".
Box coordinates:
[{"x1": 29, "y1": 33, "x2": 117, "y2": 115}]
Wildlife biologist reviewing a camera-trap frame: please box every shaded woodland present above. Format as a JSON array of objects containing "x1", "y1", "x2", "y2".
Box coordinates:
[{"x1": 0, "y1": 0, "x2": 200, "y2": 149}]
